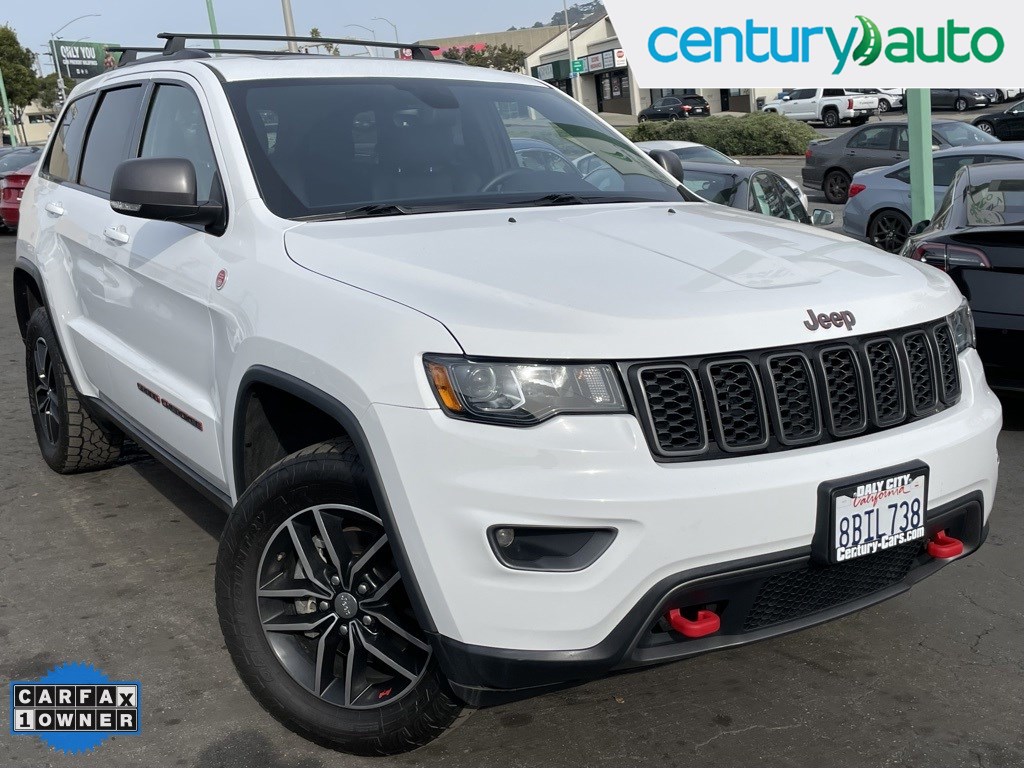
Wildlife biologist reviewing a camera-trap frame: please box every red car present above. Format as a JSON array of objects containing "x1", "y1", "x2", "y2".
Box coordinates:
[{"x1": 0, "y1": 162, "x2": 36, "y2": 231}]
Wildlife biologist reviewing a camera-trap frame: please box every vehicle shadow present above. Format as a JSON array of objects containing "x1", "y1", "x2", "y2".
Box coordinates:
[
  {"x1": 125, "y1": 448, "x2": 226, "y2": 539},
  {"x1": 998, "y1": 391, "x2": 1024, "y2": 431}
]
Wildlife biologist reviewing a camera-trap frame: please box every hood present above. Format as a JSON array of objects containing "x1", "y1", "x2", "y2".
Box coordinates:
[{"x1": 285, "y1": 202, "x2": 961, "y2": 359}]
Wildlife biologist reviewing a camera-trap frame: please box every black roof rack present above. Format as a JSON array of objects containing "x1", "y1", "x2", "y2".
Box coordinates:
[{"x1": 110, "y1": 33, "x2": 439, "y2": 68}]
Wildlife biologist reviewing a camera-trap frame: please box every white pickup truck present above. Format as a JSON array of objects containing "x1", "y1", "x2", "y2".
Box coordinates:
[{"x1": 763, "y1": 88, "x2": 879, "y2": 129}]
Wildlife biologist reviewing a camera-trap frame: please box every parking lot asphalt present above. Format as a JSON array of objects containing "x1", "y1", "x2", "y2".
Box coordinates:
[{"x1": 2, "y1": 230, "x2": 1022, "y2": 768}]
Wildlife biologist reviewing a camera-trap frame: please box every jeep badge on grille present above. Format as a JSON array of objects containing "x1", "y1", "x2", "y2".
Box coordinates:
[{"x1": 804, "y1": 309, "x2": 857, "y2": 332}]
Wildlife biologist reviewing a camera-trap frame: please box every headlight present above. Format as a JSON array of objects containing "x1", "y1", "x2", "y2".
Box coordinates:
[
  {"x1": 424, "y1": 356, "x2": 627, "y2": 425},
  {"x1": 948, "y1": 299, "x2": 976, "y2": 353}
]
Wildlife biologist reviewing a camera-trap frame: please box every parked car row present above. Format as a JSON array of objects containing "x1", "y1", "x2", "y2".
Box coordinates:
[
  {"x1": 803, "y1": 120, "x2": 1001, "y2": 203},
  {"x1": 0, "y1": 146, "x2": 42, "y2": 232}
]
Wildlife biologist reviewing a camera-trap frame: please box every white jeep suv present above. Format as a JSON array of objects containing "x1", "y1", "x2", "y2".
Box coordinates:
[{"x1": 14, "y1": 34, "x2": 1002, "y2": 756}]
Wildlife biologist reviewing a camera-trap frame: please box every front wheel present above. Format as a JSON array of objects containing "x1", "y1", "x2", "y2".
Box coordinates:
[
  {"x1": 216, "y1": 439, "x2": 463, "y2": 755},
  {"x1": 638, "y1": 115, "x2": 648, "y2": 123},
  {"x1": 878, "y1": 99, "x2": 891, "y2": 113},
  {"x1": 977, "y1": 121, "x2": 994, "y2": 134}
]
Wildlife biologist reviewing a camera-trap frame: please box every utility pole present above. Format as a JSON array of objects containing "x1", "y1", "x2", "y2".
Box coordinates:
[
  {"x1": 281, "y1": 0, "x2": 299, "y2": 52},
  {"x1": 372, "y1": 17, "x2": 399, "y2": 43},
  {"x1": 562, "y1": 0, "x2": 578, "y2": 100},
  {"x1": 0, "y1": 67, "x2": 18, "y2": 147},
  {"x1": 205, "y1": 0, "x2": 221, "y2": 50},
  {"x1": 906, "y1": 88, "x2": 935, "y2": 225},
  {"x1": 49, "y1": 14, "x2": 101, "y2": 104}
]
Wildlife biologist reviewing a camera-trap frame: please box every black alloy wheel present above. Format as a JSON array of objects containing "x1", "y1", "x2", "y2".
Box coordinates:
[
  {"x1": 822, "y1": 109, "x2": 840, "y2": 128},
  {"x1": 31, "y1": 337, "x2": 61, "y2": 448},
  {"x1": 869, "y1": 210, "x2": 911, "y2": 253},
  {"x1": 256, "y1": 503, "x2": 432, "y2": 709},
  {"x1": 824, "y1": 169, "x2": 852, "y2": 204}
]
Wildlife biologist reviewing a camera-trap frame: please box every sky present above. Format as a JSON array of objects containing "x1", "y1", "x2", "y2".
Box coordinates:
[{"x1": 3, "y1": 0, "x2": 568, "y2": 74}]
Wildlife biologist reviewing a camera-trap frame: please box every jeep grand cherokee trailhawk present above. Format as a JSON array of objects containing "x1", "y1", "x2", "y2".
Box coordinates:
[{"x1": 13, "y1": 32, "x2": 1001, "y2": 756}]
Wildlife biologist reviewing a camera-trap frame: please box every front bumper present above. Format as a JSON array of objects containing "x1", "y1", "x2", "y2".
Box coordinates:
[
  {"x1": 436, "y1": 493, "x2": 987, "y2": 705},
  {"x1": 366, "y1": 350, "x2": 1000, "y2": 688}
]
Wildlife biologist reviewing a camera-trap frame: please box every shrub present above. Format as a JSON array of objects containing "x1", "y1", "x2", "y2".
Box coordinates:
[{"x1": 625, "y1": 112, "x2": 821, "y2": 156}]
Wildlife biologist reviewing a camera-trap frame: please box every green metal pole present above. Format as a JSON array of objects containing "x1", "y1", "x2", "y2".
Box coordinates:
[
  {"x1": 205, "y1": 0, "x2": 221, "y2": 50},
  {"x1": 907, "y1": 88, "x2": 935, "y2": 225},
  {"x1": 0, "y1": 67, "x2": 18, "y2": 148}
]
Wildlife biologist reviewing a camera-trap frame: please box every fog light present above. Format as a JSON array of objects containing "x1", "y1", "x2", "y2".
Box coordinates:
[{"x1": 494, "y1": 528, "x2": 516, "y2": 548}]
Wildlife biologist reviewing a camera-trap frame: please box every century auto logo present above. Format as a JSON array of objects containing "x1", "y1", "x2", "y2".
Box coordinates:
[{"x1": 648, "y1": 17, "x2": 1004, "y2": 74}]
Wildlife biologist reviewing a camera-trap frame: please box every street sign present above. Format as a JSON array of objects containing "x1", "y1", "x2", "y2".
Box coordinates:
[{"x1": 572, "y1": 59, "x2": 585, "y2": 73}]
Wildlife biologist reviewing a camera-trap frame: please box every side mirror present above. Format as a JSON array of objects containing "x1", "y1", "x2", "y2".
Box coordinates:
[
  {"x1": 811, "y1": 209, "x2": 835, "y2": 227},
  {"x1": 782, "y1": 95, "x2": 791, "y2": 101},
  {"x1": 110, "y1": 157, "x2": 223, "y2": 230},
  {"x1": 909, "y1": 219, "x2": 931, "y2": 237},
  {"x1": 646, "y1": 149, "x2": 685, "y2": 183}
]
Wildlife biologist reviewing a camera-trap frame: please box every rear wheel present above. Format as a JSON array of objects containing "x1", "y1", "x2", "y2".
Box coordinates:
[
  {"x1": 638, "y1": 115, "x2": 648, "y2": 123},
  {"x1": 823, "y1": 169, "x2": 852, "y2": 204},
  {"x1": 822, "y1": 109, "x2": 840, "y2": 128},
  {"x1": 977, "y1": 121, "x2": 994, "y2": 134},
  {"x1": 955, "y1": 97, "x2": 969, "y2": 112},
  {"x1": 24, "y1": 308, "x2": 123, "y2": 473},
  {"x1": 217, "y1": 439, "x2": 463, "y2": 755},
  {"x1": 868, "y1": 210, "x2": 911, "y2": 253}
]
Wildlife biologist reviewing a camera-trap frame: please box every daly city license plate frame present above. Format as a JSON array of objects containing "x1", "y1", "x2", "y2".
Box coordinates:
[{"x1": 812, "y1": 461, "x2": 930, "y2": 565}]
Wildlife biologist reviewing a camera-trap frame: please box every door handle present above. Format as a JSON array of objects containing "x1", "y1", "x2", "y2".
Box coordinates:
[
  {"x1": 44, "y1": 201, "x2": 65, "y2": 217},
  {"x1": 103, "y1": 225, "x2": 131, "y2": 245}
]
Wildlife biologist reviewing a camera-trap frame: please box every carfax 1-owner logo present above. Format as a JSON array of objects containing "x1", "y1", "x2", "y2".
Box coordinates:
[
  {"x1": 604, "y1": 0, "x2": 1024, "y2": 87},
  {"x1": 9, "y1": 663, "x2": 141, "y2": 755}
]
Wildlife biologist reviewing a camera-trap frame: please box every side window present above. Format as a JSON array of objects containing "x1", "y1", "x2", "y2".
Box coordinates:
[
  {"x1": 79, "y1": 86, "x2": 144, "y2": 194},
  {"x1": 848, "y1": 126, "x2": 894, "y2": 150},
  {"x1": 933, "y1": 155, "x2": 973, "y2": 187},
  {"x1": 139, "y1": 84, "x2": 219, "y2": 202},
  {"x1": 895, "y1": 128, "x2": 910, "y2": 152},
  {"x1": 823, "y1": 88, "x2": 845, "y2": 98},
  {"x1": 43, "y1": 93, "x2": 96, "y2": 182}
]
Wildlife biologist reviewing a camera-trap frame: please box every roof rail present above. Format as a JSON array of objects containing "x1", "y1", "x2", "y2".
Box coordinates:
[{"x1": 157, "y1": 32, "x2": 438, "y2": 60}]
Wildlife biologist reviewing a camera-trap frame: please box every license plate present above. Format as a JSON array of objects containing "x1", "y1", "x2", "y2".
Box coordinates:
[
  {"x1": 692, "y1": 108, "x2": 704, "y2": 113},
  {"x1": 831, "y1": 469, "x2": 928, "y2": 562}
]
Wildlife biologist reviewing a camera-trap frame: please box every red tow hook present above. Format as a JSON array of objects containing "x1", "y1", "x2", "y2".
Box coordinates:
[
  {"x1": 928, "y1": 531, "x2": 965, "y2": 559},
  {"x1": 667, "y1": 608, "x2": 721, "y2": 639}
]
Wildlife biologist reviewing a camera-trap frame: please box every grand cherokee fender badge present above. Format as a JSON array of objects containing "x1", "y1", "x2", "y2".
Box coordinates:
[
  {"x1": 137, "y1": 383, "x2": 204, "y2": 431},
  {"x1": 804, "y1": 309, "x2": 857, "y2": 332}
]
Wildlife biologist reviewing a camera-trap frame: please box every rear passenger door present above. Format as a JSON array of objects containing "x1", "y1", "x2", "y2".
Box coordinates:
[{"x1": 844, "y1": 125, "x2": 897, "y2": 173}]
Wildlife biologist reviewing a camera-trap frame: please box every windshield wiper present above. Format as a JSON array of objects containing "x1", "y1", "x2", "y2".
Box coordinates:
[{"x1": 299, "y1": 203, "x2": 412, "y2": 222}]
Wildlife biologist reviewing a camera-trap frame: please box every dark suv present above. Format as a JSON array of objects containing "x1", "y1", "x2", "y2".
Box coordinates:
[{"x1": 638, "y1": 94, "x2": 710, "y2": 121}]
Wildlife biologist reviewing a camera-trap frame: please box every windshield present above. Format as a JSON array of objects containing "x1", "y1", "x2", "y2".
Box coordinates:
[
  {"x1": 670, "y1": 146, "x2": 735, "y2": 165},
  {"x1": 966, "y1": 178, "x2": 1024, "y2": 227},
  {"x1": 934, "y1": 122, "x2": 1000, "y2": 146},
  {"x1": 226, "y1": 78, "x2": 685, "y2": 219},
  {"x1": 680, "y1": 169, "x2": 742, "y2": 206}
]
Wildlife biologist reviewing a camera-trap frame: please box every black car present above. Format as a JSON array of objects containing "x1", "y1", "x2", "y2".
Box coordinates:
[
  {"x1": 803, "y1": 120, "x2": 1000, "y2": 203},
  {"x1": 638, "y1": 94, "x2": 710, "y2": 122},
  {"x1": 973, "y1": 100, "x2": 1024, "y2": 140},
  {"x1": 901, "y1": 161, "x2": 1024, "y2": 390},
  {"x1": 930, "y1": 88, "x2": 990, "y2": 112}
]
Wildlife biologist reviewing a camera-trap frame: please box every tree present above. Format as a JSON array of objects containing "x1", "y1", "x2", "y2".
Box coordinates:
[
  {"x1": 36, "y1": 73, "x2": 60, "y2": 110},
  {"x1": 0, "y1": 25, "x2": 38, "y2": 143},
  {"x1": 441, "y1": 43, "x2": 527, "y2": 73},
  {"x1": 307, "y1": 27, "x2": 339, "y2": 56}
]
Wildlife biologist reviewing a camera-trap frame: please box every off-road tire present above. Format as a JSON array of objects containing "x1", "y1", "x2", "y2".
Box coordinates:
[
  {"x1": 216, "y1": 439, "x2": 464, "y2": 755},
  {"x1": 25, "y1": 308, "x2": 123, "y2": 473}
]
